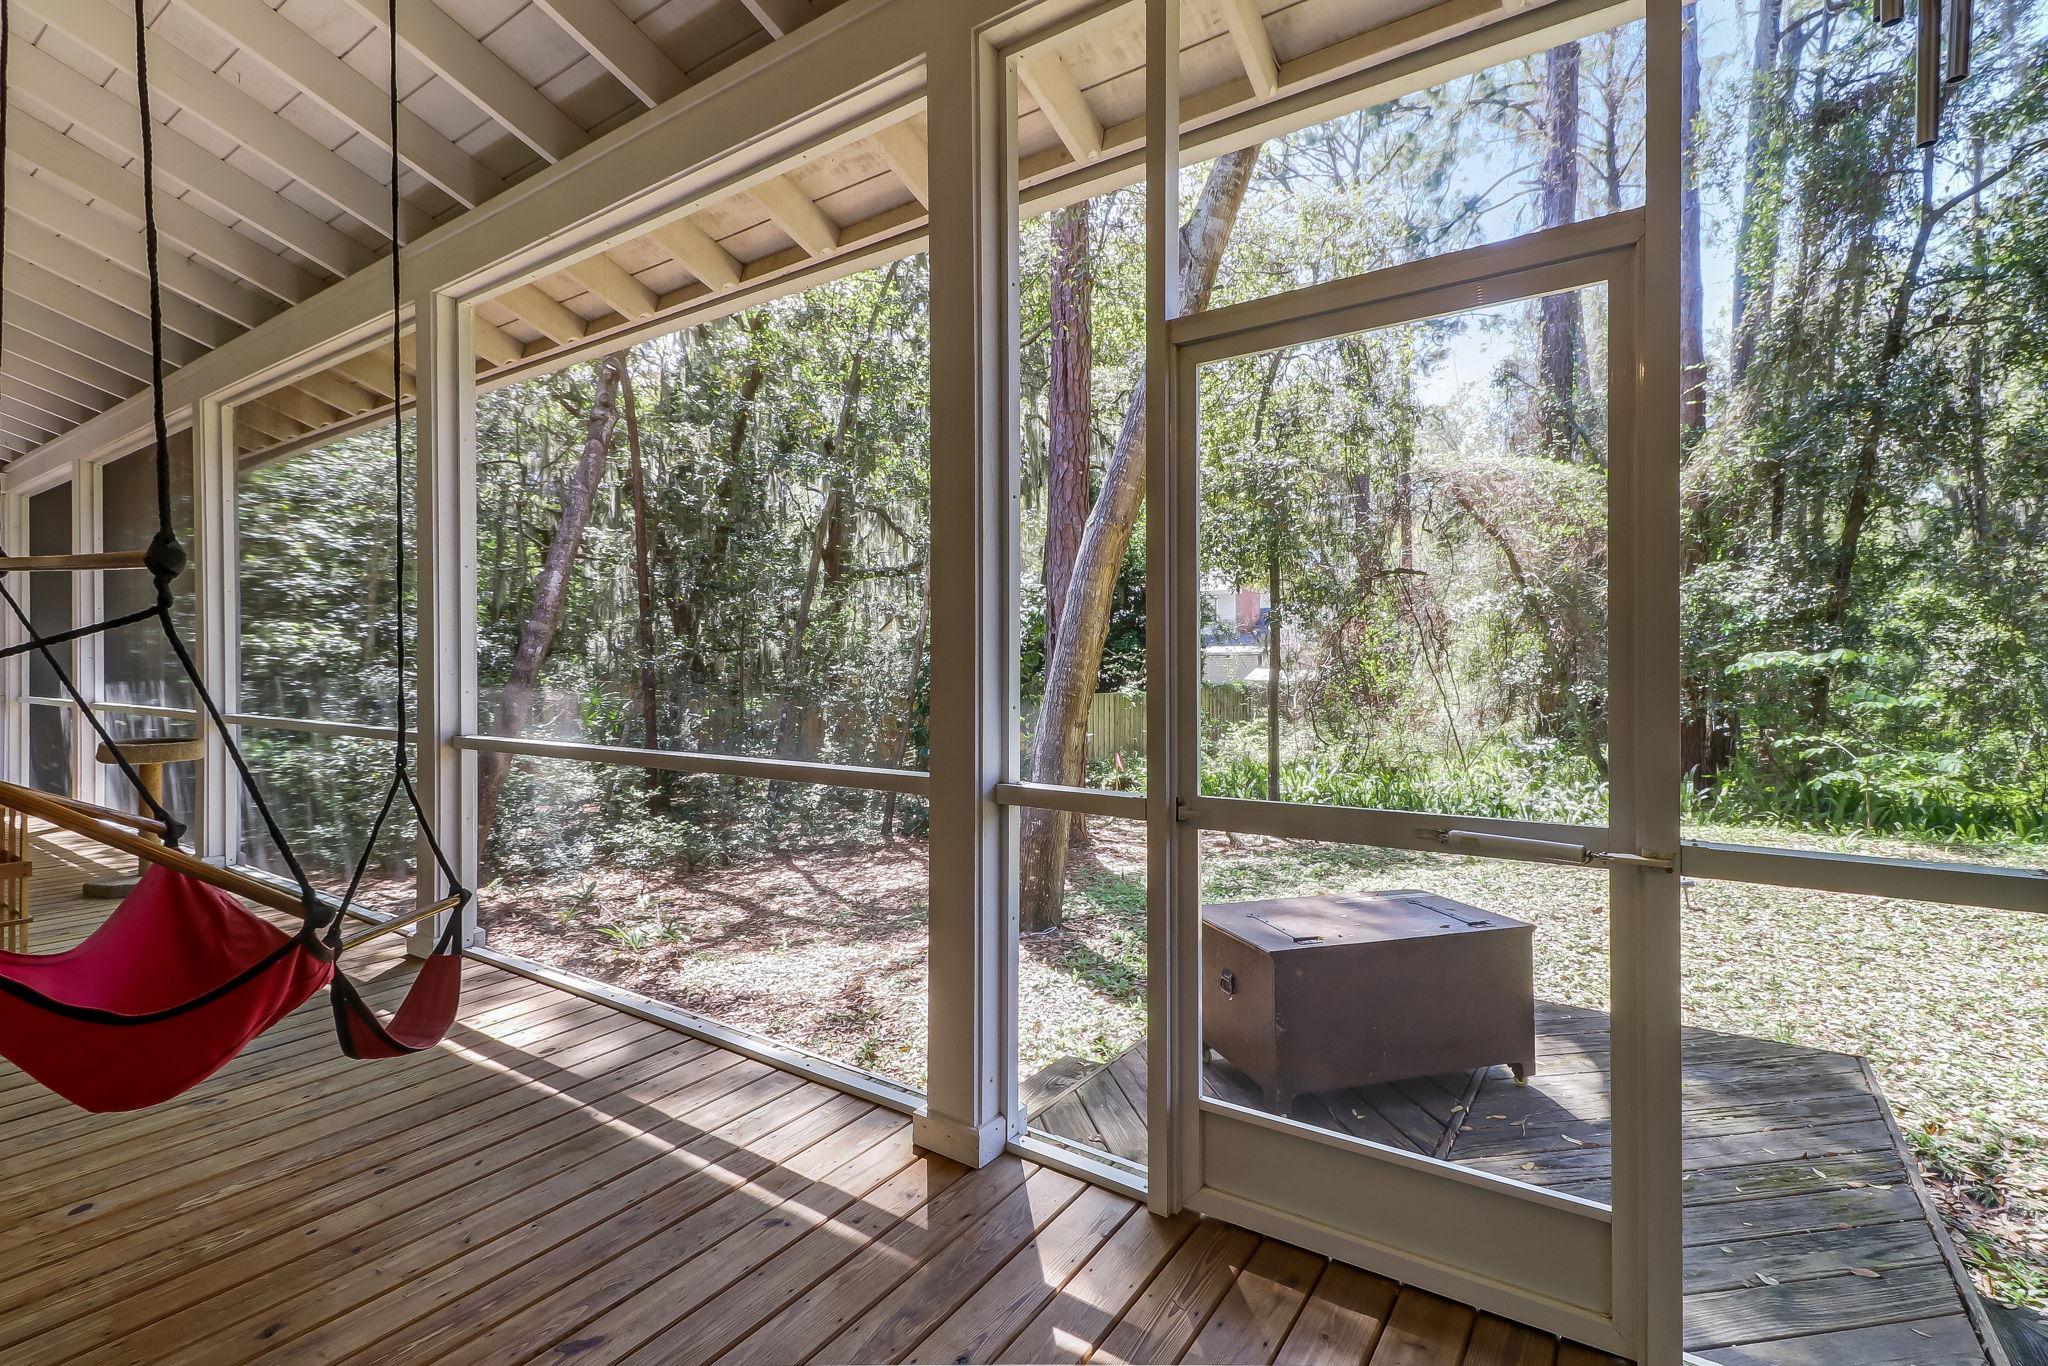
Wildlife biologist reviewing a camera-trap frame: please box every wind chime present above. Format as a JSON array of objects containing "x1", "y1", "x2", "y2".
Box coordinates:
[{"x1": 1875, "y1": 0, "x2": 1976, "y2": 146}]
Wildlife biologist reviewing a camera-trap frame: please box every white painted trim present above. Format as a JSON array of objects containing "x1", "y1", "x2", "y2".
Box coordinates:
[
  {"x1": 918, "y1": 14, "x2": 1012, "y2": 1171},
  {"x1": 1202, "y1": 1095, "x2": 1613, "y2": 1219},
  {"x1": 1145, "y1": 0, "x2": 1194, "y2": 1220},
  {"x1": 1620, "y1": 4, "x2": 1688, "y2": 1356},
  {"x1": 195, "y1": 399, "x2": 236, "y2": 862},
  {"x1": 1683, "y1": 840, "x2": 2048, "y2": 913},
  {"x1": 225, "y1": 713, "x2": 408, "y2": 744},
  {"x1": 1188, "y1": 1185, "x2": 1630, "y2": 1357},
  {"x1": 994, "y1": 780, "x2": 1147, "y2": 819},
  {"x1": 70, "y1": 458, "x2": 104, "y2": 806},
  {"x1": 454, "y1": 733, "x2": 929, "y2": 795},
  {"x1": 1011, "y1": 1129, "x2": 1149, "y2": 1200},
  {"x1": 416, "y1": 291, "x2": 480, "y2": 953}
]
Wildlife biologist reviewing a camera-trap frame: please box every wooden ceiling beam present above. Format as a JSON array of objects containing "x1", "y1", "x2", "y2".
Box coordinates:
[
  {"x1": 649, "y1": 218, "x2": 742, "y2": 291},
  {"x1": 740, "y1": 0, "x2": 813, "y2": 40},
  {"x1": 530, "y1": 0, "x2": 688, "y2": 108},
  {"x1": 8, "y1": 259, "x2": 205, "y2": 367},
  {"x1": 497, "y1": 285, "x2": 589, "y2": 346},
  {"x1": 1018, "y1": 51, "x2": 1104, "y2": 161},
  {"x1": 5, "y1": 114, "x2": 323, "y2": 305},
  {"x1": 1221, "y1": 0, "x2": 1282, "y2": 98},
  {"x1": 338, "y1": 0, "x2": 585, "y2": 166},
  {"x1": 290, "y1": 371, "x2": 381, "y2": 420},
  {"x1": 472, "y1": 318, "x2": 524, "y2": 367},
  {"x1": 0, "y1": 408, "x2": 62, "y2": 447},
  {"x1": 870, "y1": 121, "x2": 931, "y2": 209},
  {"x1": 9, "y1": 41, "x2": 371, "y2": 278},
  {"x1": 0, "y1": 374, "x2": 97, "y2": 429},
  {"x1": 0, "y1": 347, "x2": 137, "y2": 409},
  {"x1": 1, "y1": 332, "x2": 144, "y2": 402},
  {"x1": 180, "y1": 0, "x2": 505, "y2": 210},
  {"x1": 5, "y1": 169, "x2": 273, "y2": 333},
  {"x1": 235, "y1": 399, "x2": 305, "y2": 443},
  {"x1": 256, "y1": 386, "x2": 343, "y2": 429},
  {"x1": 5, "y1": 217, "x2": 236, "y2": 353},
  {"x1": 334, "y1": 348, "x2": 415, "y2": 402},
  {"x1": 563, "y1": 254, "x2": 659, "y2": 322},
  {"x1": 751, "y1": 175, "x2": 841, "y2": 256},
  {"x1": 1, "y1": 295, "x2": 155, "y2": 382},
  {"x1": 18, "y1": 0, "x2": 429, "y2": 239}
]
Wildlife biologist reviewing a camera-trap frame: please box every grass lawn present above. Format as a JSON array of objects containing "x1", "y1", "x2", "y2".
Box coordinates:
[{"x1": 479, "y1": 818, "x2": 2048, "y2": 1308}]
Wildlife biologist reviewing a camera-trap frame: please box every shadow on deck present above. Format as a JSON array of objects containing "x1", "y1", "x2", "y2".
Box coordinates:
[{"x1": 1025, "y1": 1002, "x2": 2005, "y2": 1366}]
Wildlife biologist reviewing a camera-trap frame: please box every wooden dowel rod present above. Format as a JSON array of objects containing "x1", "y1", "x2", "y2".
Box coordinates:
[
  {"x1": 338, "y1": 895, "x2": 465, "y2": 951},
  {"x1": 0, "y1": 551, "x2": 152, "y2": 573},
  {"x1": 0, "y1": 782, "x2": 309, "y2": 919},
  {"x1": 27, "y1": 787, "x2": 171, "y2": 836}
]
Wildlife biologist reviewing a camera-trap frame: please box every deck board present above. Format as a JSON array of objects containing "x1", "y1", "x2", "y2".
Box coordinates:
[
  {"x1": 1027, "y1": 1001, "x2": 1997, "y2": 1364},
  {"x1": 0, "y1": 831, "x2": 1637, "y2": 1365}
]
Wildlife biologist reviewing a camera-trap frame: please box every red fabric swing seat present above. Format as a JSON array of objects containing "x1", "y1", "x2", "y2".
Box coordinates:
[{"x1": 0, "y1": 864, "x2": 333, "y2": 1112}]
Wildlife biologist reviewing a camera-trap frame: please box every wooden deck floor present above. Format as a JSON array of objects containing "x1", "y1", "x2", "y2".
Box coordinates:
[
  {"x1": 1, "y1": 831, "x2": 1630, "y2": 1366},
  {"x1": 1028, "y1": 1009, "x2": 2000, "y2": 1365}
]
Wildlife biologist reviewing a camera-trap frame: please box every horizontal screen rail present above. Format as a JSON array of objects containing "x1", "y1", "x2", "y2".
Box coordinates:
[
  {"x1": 90, "y1": 702, "x2": 203, "y2": 722},
  {"x1": 454, "y1": 734, "x2": 931, "y2": 796},
  {"x1": 224, "y1": 713, "x2": 412, "y2": 743},
  {"x1": 1680, "y1": 841, "x2": 2047, "y2": 915},
  {"x1": 994, "y1": 781, "x2": 1147, "y2": 819}
]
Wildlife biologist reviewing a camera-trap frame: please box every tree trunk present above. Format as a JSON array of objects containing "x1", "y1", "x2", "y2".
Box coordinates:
[
  {"x1": 1679, "y1": 3, "x2": 1707, "y2": 431},
  {"x1": 1814, "y1": 156, "x2": 1941, "y2": 726},
  {"x1": 1538, "y1": 42, "x2": 1585, "y2": 462},
  {"x1": 880, "y1": 569, "x2": 930, "y2": 838},
  {"x1": 622, "y1": 361, "x2": 664, "y2": 801},
  {"x1": 1730, "y1": 0, "x2": 1786, "y2": 389},
  {"x1": 476, "y1": 353, "x2": 624, "y2": 847},
  {"x1": 1018, "y1": 146, "x2": 1261, "y2": 932},
  {"x1": 1043, "y1": 201, "x2": 1094, "y2": 665}
]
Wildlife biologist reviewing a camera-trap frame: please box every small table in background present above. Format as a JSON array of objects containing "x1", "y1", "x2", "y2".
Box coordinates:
[{"x1": 83, "y1": 738, "x2": 205, "y2": 900}]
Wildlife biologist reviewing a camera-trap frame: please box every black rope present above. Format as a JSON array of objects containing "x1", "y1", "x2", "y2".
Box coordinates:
[
  {"x1": 0, "y1": 586, "x2": 180, "y2": 839},
  {"x1": 120, "y1": 2, "x2": 319, "y2": 916},
  {"x1": 0, "y1": 0, "x2": 461, "y2": 951},
  {"x1": 320, "y1": 0, "x2": 471, "y2": 950},
  {"x1": 0, "y1": 0, "x2": 179, "y2": 842},
  {"x1": 0, "y1": 605, "x2": 160, "y2": 659}
]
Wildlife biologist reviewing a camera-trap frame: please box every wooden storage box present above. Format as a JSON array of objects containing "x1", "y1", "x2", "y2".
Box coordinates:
[{"x1": 1202, "y1": 890, "x2": 1536, "y2": 1113}]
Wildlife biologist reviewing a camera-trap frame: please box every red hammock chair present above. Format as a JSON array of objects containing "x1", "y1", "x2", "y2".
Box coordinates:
[
  {"x1": 0, "y1": 783, "x2": 471, "y2": 1111},
  {"x1": 0, "y1": 864, "x2": 333, "y2": 1112},
  {"x1": 0, "y1": 0, "x2": 472, "y2": 1112}
]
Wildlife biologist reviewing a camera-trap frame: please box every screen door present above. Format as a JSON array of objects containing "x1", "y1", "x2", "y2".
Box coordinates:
[{"x1": 1150, "y1": 214, "x2": 1679, "y2": 1357}]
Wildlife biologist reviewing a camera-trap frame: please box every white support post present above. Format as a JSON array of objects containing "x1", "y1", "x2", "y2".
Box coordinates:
[
  {"x1": 0, "y1": 488, "x2": 24, "y2": 784},
  {"x1": 63, "y1": 461, "x2": 99, "y2": 806},
  {"x1": 415, "y1": 292, "x2": 480, "y2": 954},
  {"x1": 194, "y1": 398, "x2": 238, "y2": 863},
  {"x1": 1611, "y1": 0, "x2": 1686, "y2": 1361},
  {"x1": 916, "y1": 14, "x2": 1010, "y2": 1168},
  {"x1": 1144, "y1": 0, "x2": 1188, "y2": 1217}
]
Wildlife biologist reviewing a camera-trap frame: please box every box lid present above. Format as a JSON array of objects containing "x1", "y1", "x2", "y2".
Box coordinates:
[{"x1": 1202, "y1": 890, "x2": 1532, "y2": 954}]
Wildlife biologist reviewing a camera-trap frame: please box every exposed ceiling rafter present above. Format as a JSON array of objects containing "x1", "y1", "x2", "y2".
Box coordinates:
[
  {"x1": 530, "y1": 0, "x2": 688, "y2": 109},
  {"x1": 179, "y1": 0, "x2": 505, "y2": 210},
  {"x1": 339, "y1": 0, "x2": 587, "y2": 165},
  {"x1": 5, "y1": 114, "x2": 321, "y2": 304},
  {"x1": 17, "y1": 0, "x2": 432, "y2": 239},
  {"x1": 1017, "y1": 51, "x2": 1103, "y2": 161},
  {"x1": 751, "y1": 175, "x2": 841, "y2": 256},
  {"x1": 8, "y1": 39, "x2": 371, "y2": 277}
]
